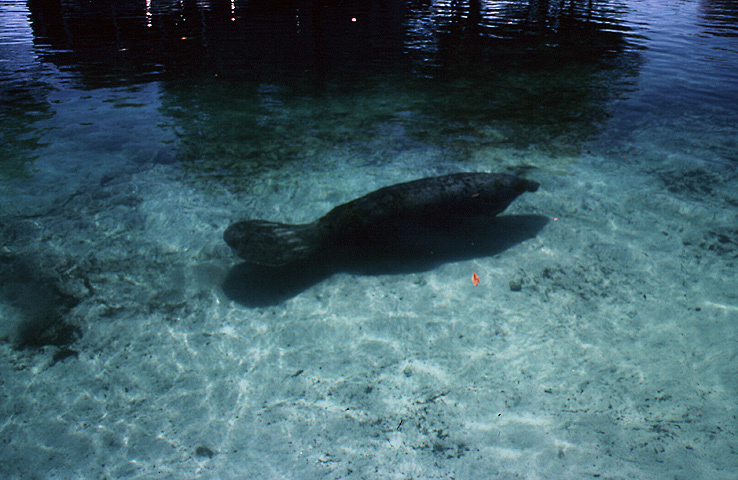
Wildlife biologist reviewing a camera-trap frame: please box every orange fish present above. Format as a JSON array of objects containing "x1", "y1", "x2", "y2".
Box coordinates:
[{"x1": 471, "y1": 272, "x2": 480, "y2": 286}]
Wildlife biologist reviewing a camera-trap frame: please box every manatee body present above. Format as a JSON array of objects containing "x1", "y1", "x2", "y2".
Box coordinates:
[{"x1": 224, "y1": 172, "x2": 539, "y2": 266}]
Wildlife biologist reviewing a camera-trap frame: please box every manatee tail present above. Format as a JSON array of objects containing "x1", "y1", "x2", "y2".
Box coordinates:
[{"x1": 223, "y1": 220, "x2": 321, "y2": 266}]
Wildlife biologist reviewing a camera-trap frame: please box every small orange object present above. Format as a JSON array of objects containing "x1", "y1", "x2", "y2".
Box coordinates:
[
  {"x1": 471, "y1": 272, "x2": 480, "y2": 286},
  {"x1": 471, "y1": 193, "x2": 480, "y2": 197}
]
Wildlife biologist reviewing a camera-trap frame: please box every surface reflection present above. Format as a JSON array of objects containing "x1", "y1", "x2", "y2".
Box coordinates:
[
  {"x1": 25, "y1": 0, "x2": 635, "y2": 84},
  {"x1": 699, "y1": 0, "x2": 738, "y2": 37},
  {"x1": 408, "y1": 0, "x2": 632, "y2": 74},
  {"x1": 26, "y1": 0, "x2": 406, "y2": 84},
  {"x1": 13, "y1": 0, "x2": 644, "y2": 178}
]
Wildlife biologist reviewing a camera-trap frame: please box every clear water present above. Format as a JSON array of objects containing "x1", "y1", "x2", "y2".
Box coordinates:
[{"x1": 1, "y1": 0, "x2": 737, "y2": 478}]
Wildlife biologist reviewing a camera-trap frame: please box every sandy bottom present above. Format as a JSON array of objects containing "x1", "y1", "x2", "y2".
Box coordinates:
[{"x1": 1, "y1": 83, "x2": 738, "y2": 480}]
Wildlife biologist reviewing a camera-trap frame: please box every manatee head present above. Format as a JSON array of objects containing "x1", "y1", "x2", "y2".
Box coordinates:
[{"x1": 462, "y1": 173, "x2": 539, "y2": 216}]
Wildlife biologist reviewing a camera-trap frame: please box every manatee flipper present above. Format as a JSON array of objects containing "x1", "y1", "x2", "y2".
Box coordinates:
[{"x1": 223, "y1": 220, "x2": 322, "y2": 266}]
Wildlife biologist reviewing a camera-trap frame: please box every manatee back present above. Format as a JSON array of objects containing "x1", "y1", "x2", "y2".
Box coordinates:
[{"x1": 319, "y1": 172, "x2": 538, "y2": 232}]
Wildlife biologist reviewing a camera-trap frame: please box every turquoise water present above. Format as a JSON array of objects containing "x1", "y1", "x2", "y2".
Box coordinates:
[{"x1": 1, "y1": 0, "x2": 737, "y2": 478}]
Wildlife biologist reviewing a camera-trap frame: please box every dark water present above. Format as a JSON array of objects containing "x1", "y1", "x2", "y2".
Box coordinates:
[
  {"x1": 2, "y1": 0, "x2": 735, "y2": 179},
  {"x1": 1, "y1": 1, "x2": 738, "y2": 479}
]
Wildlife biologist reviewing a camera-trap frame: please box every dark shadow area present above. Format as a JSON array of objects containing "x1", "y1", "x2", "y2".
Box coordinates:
[
  {"x1": 0, "y1": 254, "x2": 81, "y2": 348},
  {"x1": 0, "y1": 75, "x2": 54, "y2": 179},
  {"x1": 222, "y1": 214, "x2": 548, "y2": 307}
]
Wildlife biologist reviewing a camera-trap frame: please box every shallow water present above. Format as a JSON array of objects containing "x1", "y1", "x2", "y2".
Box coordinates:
[{"x1": 1, "y1": 0, "x2": 737, "y2": 479}]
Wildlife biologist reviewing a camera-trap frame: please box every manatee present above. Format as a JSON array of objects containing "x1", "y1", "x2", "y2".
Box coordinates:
[{"x1": 224, "y1": 172, "x2": 539, "y2": 266}]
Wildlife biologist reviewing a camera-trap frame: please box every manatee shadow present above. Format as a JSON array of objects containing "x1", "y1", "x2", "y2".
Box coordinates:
[{"x1": 221, "y1": 214, "x2": 548, "y2": 307}]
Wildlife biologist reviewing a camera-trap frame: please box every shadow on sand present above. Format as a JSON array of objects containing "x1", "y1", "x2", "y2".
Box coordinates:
[{"x1": 222, "y1": 214, "x2": 548, "y2": 307}]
